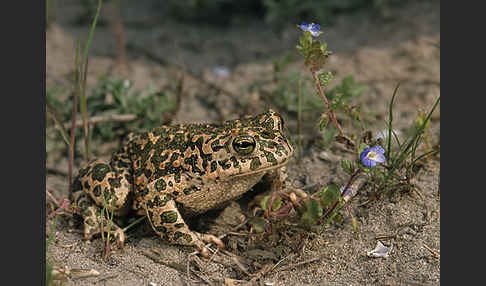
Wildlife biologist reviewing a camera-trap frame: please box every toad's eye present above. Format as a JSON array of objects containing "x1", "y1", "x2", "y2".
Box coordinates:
[{"x1": 232, "y1": 136, "x2": 256, "y2": 156}]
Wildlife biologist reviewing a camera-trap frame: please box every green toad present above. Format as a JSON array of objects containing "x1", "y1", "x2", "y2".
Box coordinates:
[{"x1": 71, "y1": 109, "x2": 294, "y2": 257}]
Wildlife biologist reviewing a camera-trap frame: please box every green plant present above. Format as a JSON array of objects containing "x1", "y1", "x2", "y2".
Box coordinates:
[
  {"x1": 250, "y1": 22, "x2": 439, "y2": 239},
  {"x1": 377, "y1": 86, "x2": 440, "y2": 196},
  {"x1": 48, "y1": 76, "x2": 179, "y2": 143},
  {"x1": 317, "y1": 86, "x2": 439, "y2": 230},
  {"x1": 252, "y1": 86, "x2": 439, "y2": 235},
  {"x1": 270, "y1": 56, "x2": 365, "y2": 117},
  {"x1": 296, "y1": 22, "x2": 344, "y2": 137},
  {"x1": 101, "y1": 193, "x2": 116, "y2": 260}
]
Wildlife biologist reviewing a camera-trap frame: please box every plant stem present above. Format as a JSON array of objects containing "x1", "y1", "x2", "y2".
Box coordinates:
[
  {"x1": 297, "y1": 78, "x2": 302, "y2": 157},
  {"x1": 310, "y1": 71, "x2": 344, "y2": 137},
  {"x1": 68, "y1": 41, "x2": 81, "y2": 195},
  {"x1": 122, "y1": 216, "x2": 146, "y2": 232},
  {"x1": 319, "y1": 169, "x2": 362, "y2": 226}
]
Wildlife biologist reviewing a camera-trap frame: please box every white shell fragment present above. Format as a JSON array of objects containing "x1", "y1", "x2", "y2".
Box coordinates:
[{"x1": 367, "y1": 241, "x2": 393, "y2": 258}]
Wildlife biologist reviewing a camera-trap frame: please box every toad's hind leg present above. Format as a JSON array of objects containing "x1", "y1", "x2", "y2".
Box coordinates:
[
  {"x1": 142, "y1": 178, "x2": 224, "y2": 257},
  {"x1": 71, "y1": 158, "x2": 132, "y2": 247}
]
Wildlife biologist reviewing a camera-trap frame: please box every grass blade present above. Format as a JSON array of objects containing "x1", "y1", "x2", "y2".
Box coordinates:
[
  {"x1": 386, "y1": 83, "x2": 400, "y2": 164},
  {"x1": 380, "y1": 95, "x2": 440, "y2": 193},
  {"x1": 412, "y1": 149, "x2": 439, "y2": 166},
  {"x1": 46, "y1": 99, "x2": 71, "y2": 148},
  {"x1": 81, "y1": 0, "x2": 102, "y2": 66},
  {"x1": 81, "y1": 57, "x2": 90, "y2": 162},
  {"x1": 78, "y1": 0, "x2": 102, "y2": 162}
]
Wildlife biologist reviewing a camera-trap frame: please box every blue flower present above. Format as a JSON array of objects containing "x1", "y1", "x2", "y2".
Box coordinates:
[
  {"x1": 299, "y1": 22, "x2": 321, "y2": 37},
  {"x1": 360, "y1": 145, "x2": 386, "y2": 168},
  {"x1": 340, "y1": 186, "x2": 352, "y2": 196}
]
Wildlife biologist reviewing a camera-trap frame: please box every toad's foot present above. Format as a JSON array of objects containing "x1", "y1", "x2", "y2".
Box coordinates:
[{"x1": 193, "y1": 232, "x2": 225, "y2": 258}]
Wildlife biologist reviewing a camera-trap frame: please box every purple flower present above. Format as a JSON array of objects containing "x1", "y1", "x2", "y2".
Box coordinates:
[
  {"x1": 340, "y1": 186, "x2": 356, "y2": 197},
  {"x1": 299, "y1": 22, "x2": 321, "y2": 37},
  {"x1": 360, "y1": 145, "x2": 386, "y2": 168}
]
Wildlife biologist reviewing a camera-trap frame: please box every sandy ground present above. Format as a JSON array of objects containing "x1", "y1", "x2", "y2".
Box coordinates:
[{"x1": 46, "y1": 1, "x2": 440, "y2": 285}]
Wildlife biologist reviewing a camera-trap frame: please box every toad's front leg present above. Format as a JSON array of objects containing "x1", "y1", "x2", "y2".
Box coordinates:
[
  {"x1": 142, "y1": 178, "x2": 224, "y2": 258},
  {"x1": 262, "y1": 167, "x2": 286, "y2": 193}
]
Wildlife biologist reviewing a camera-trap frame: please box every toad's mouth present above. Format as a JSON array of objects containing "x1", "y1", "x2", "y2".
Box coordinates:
[{"x1": 228, "y1": 157, "x2": 292, "y2": 178}]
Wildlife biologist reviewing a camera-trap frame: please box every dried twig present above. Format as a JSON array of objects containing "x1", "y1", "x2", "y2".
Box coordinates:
[
  {"x1": 268, "y1": 253, "x2": 293, "y2": 274},
  {"x1": 46, "y1": 189, "x2": 61, "y2": 207},
  {"x1": 63, "y1": 113, "x2": 137, "y2": 129},
  {"x1": 422, "y1": 243, "x2": 440, "y2": 259},
  {"x1": 70, "y1": 268, "x2": 101, "y2": 280},
  {"x1": 277, "y1": 255, "x2": 325, "y2": 272}
]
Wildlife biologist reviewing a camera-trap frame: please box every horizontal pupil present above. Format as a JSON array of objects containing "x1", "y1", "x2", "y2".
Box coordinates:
[{"x1": 237, "y1": 141, "x2": 252, "y2": 147}]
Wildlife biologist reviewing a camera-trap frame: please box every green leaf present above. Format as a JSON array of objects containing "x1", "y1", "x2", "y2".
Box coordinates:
[
  {"x1": 300, "y1": 211, "x2": 316, "y2": 228},
  {"x1": 319, "y1": 113, "x2": 329, "y2": 131},
  {"x1": 271, "y1": 196, "x2": 282, "y2": 211},
  {"x1": 318, "y1": 71, "x2": 333, "y2": 87},
  {"x1": 307, "y1": 198, "x2": 323, "y2": 218},
  {"x1": 260, "y1": 195, "x2": 270, "y2": 210},
  {"x1": 320, "y1": 43, "x2": 327, "y2": 54},
  {"x1": 319, "y1": 184, "x2": 341, "y2": 209},
  {"x1": 260, "y1": 195, "x2": 281, "y2": 211},
  {"x1": 340, "y1": 159, "x2": 354, "y2": 175},
  {"x1": 358, "y1": 143, "x2": 369, "y2": 156},
  {"x1": 333, "y1": 213, "x2": 344, "y2": 224},
  {"x1": 351, "y1": 217, "x2": 359, "y2": 231},
  {"x1": 300, "y1": 199, "x2": 322, "y2": 228},
  {"x1": 248, "y1": 217, "x2": 268, "y2": 233}
]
